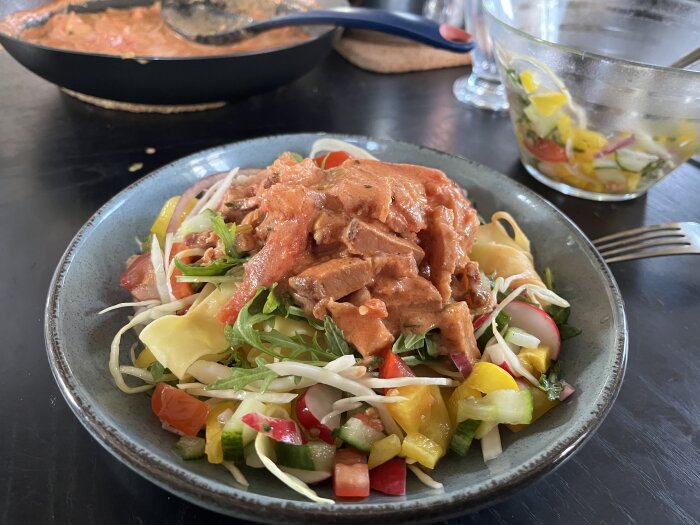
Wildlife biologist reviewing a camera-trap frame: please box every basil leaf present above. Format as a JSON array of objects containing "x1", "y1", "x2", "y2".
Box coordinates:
[
  {"x1": 544, "y1": 267, "x2": 555, "y2": 291},
  {"x1": 539, "y1": 362, "x2": 563, "y2": 401},
  {"x1": 324, "y1": 316, "x2": 352, "y2": 357},
  {"x1": 559, "y1": 324, "x2": 583, "y2": 340},
  {"x1": 148, "y1": 361, "x2": 165, "y2": 381},
  {"x1": 477, "y1": 310, "x2": 511, "y2": 351},
  {"x1": 393, "y1": 331, "x2": 437, "y2": 361}
]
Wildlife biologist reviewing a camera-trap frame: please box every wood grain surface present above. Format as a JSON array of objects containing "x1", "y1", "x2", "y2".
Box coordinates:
[{"x1": 0, "y1": 50, "x2": 698, "y2": 525}]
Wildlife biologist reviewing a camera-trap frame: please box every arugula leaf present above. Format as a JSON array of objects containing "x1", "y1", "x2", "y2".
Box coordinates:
[
  {"x1": 148, "y1": 361, "x2": 165, "y2": 381},
  {"x1": 539, "y1": 362, "x2": 563, "y2": 401},
  {"x1": 205, "y1": 209, "x2": 239, "y2": 258},
  {"x1": 207, "y1": 365, "x2": 278, "y2": 392},
  {"x1": 324, "y1": 316, "x2": 352, "y2": 357},
  {"x1": 263, "y1": 283, "x2": 281, "y2": 314},
  {"x1": 476, "y1": 310, "x2": 511, "y2": 351},
  {"x1": 225, "y1": 287, "x2": 338, "y2": 364},
  {"x1": 174, "y1": 256, "x2": 243, "y2": 277},
  {"x1": 220, "y1": 349, "x2": 250, "y2": 369},
  {"x1": 286, "y1": 305, "x2": 324, "y2": 330},
  {"x1": 544, "y1": 267, "x2": 555, "y2": 291}
]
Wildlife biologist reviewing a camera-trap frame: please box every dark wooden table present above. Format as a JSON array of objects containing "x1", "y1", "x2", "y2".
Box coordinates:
[{"x1": 1, "y1": 50, "x2": 698, "y2": 525}]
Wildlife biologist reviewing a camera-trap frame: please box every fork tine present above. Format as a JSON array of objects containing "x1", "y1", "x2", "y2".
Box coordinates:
[
  {"x1": 605, "y1": 247, "x2": 700, "y2": 263},
  {"x1": 593, "y1": 223, "x2": 682, "y2": 245},
  {"x1": 598, "y1": 238, "x2": 691, "y2": 258},
  {"x1": 595, "y1": 231, "x2": 687, "y2": 251}
]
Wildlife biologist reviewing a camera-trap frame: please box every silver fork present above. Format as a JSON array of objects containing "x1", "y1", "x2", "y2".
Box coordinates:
[{"x1": 593, "y1": 222, "x2": 700, "y2": 263}]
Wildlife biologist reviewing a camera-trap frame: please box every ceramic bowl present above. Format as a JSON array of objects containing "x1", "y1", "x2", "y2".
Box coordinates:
[{"x1": 45, "y1": 133, "x2": 627, "y2": 523}]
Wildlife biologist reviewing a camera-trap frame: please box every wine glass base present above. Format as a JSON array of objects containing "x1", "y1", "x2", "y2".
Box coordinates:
[{"x1": 453, "y1": 74, "x2": 509, "y2": 111}]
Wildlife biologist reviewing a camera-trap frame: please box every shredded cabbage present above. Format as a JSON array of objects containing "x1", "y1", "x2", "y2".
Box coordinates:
[{"x1": 309, "y1": 138, "x2": 378, "y2": 160}]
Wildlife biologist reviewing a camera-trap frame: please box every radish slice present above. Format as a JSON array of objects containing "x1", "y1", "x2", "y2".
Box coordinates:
[
  {"x1": 504, "y1": 302, "x2": 561, "y2": 359},
  {"x1": 295, "y1": 384, "x2": 343, "y2": 444},
  {"x1": 484, "y1": 343, "x2": 521, "y2": 378}
]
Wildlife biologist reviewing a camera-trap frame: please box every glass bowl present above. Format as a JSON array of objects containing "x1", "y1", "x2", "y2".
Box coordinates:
[{"x1": 483, "y1": 0, "x2": 700, "y2": 201}]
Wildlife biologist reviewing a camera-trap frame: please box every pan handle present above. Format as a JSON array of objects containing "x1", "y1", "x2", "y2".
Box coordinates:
[{"x1": 225, "y1": 7, "x2": 474, "y2": 52}]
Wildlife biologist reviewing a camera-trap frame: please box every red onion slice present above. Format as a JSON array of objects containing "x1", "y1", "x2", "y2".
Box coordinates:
[
  {"x1": 165, "y1": 171, "x2": 230, "y2": 235},
  {"x1": 450, "y1": 352, "x2": 473, "y2": 378},
  {"x1": 596, "y1": 135, "x2": 635, "y2": 158},
  {"x1": 559, "y1": 380, "x2": 575, "y2": 401}
]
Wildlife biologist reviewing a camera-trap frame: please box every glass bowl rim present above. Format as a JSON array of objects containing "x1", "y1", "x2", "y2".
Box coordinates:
[{"x1": 482, "y1": 0, "x2": 700, "y2": 81}]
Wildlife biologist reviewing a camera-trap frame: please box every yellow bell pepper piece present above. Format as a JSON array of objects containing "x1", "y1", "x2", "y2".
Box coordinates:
[
  {"x1": 134, "y1": 347, "x2": 156, "y2": 368},
  {"x1": 572, "y1": 128, "x2": 607, "y2": 153},
  {"x1": 205, "y1": 402, "x2": 237, "y2": 464},
  {"x1": 150, "y1": 195, "x2": 195, "y2": 247},
  {"x1": 556, "y1": 114, "x2": 573, "y2": 144},
  {"x1": 529, "y1": 92, "x2": 567, "y2": 117},
  {"x1": 419, "y1": 385, "x2": 452, "y2": 453},
  {"x1": 386, "y1": 385, "x2": 434, "y2": 433},
  {"x1": 519, "y1": 70, "x2": 539, "y2": 93},
  {"x1": 464, "y1": 362, "x2": 519, "y2": 394},
  {"x1": 626, "y1": 171, "x2": 642, "y2": 192},
  {"x1": 448, "y1": 381, "x2": 481, "y2": 424},
  {"x1": 517, "y1": 345, "x2": 551, "y2": 376},
  {"x1": 401, "y1": 432, "x2": 443, "y2": 469},
  {"x1": 507, "y1": 386, "x2": 559, "y2": 432},
  {"x1": 368, "y1": 434, "x2": 402, "y2": 469}
]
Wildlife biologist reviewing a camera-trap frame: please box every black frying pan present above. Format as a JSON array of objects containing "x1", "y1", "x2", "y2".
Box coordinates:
[{"x1": 0, "y1": 0, "x2": 344, "y2": 105}]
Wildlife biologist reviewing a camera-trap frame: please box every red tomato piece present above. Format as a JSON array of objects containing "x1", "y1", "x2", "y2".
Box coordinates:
[
  {"x1": 314, "y1": 150, "x2": 352, "y2": 169},
  {"x1": 169, "y1": 242, "x2": 194, "y2": 300},
  {"x1": 151, "y1": 383, "x2": 209, "y2": 437},
  {"x1": 525, "y1": 138, "x2": 568, "y2": 163},
  {"x1": 334, "y1": 448, "x2": 370, "y2": 498},
  {"x1": 369, "y1": 457, "x2": 406, "y2": 496},
  {"x1": 120, "y1": 252, "x2": 159, "y2": 301},
  {"x1": 240, "y1": 412, "x2": 304, "y2": 445}
]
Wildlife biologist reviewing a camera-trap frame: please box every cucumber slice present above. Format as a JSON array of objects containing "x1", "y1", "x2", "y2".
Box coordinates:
[
  {"x1": 279, "y1": 467, "x2": 332, "y2": 484},
  {"x1": 594, "y1": 168, "x2": 626, "y2": 186},
  {"x1": 474, "y1": 420, "x2": 498, "y2": 439},
  {"x1": 275, "y1": 441, "x2": 336, "y2": 471},
  {"x1": 174, "y1": 436, "x2": 206, "y2": 460},
  {"x1": 221, "y1": 398, "x2": 266, "y2": 461},
  {"x1": 592, "y1": 157, "x2": 618, "y2": 170},
  {"x1": 615, "y1": 148, "x2": 658, "y2": 172},
  {"x1": 276, "y1": 442, "x2": 314, "y2": 470},
  {"x1": 449, "y1": 419, "x2": 479, "y2": 456},
  {"x1": 244, "y1": 441, "x2": 264, "y2": 469},
  {"x1": 457, "y1": 389, "x2": 533, "y2": 425},
  {"x1": 523, "y1": 105, "x2": 559, "y2": 138},
  {"x1": 337, "y1": 416, "x2": 386, "y2": 452}
]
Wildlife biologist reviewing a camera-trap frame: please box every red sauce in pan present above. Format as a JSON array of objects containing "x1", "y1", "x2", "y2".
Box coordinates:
[{"x1": 1, "y1": 2, "x2": 310, "y2": 57}]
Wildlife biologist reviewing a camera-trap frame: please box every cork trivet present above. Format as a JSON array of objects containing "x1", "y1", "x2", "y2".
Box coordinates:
[
  {"x1": 61, "y1": 88, "x2": 226, "y2": 113},
  {"x1": 335, "y1": 29, "x2": 471, "y2": 74}
]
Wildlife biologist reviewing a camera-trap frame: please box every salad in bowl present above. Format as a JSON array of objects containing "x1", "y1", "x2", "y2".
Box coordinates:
[{"x1": 103, "y1": 139, "x2": 581, "y2": 503}]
